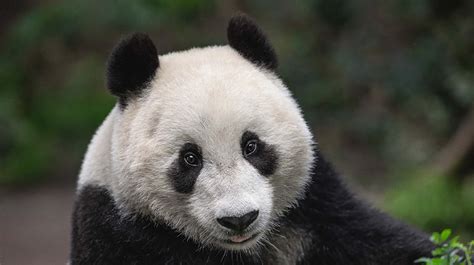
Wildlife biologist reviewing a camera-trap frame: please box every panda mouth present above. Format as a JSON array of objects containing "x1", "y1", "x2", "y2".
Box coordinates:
[{"x1": 223, "y1": 233, "x2": 259, "y2": 244}]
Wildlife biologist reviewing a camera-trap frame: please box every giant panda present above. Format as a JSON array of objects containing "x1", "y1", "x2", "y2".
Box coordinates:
[{"x1": 71, "y1": 14, "x2": 433, "y2": 265}]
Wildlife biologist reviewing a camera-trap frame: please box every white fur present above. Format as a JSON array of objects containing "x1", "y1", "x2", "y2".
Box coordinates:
[{"x1": 78, "y1": 45, "x2": 314, "y2": 251}]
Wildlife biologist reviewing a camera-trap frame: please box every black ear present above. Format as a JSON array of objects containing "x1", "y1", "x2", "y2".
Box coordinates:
[
  {"x1": 227, "y1": 14, "x2": 278, "y2": 70},
  {"x1": 106, "y1": 33, "x2": 159, "y2": 108}
]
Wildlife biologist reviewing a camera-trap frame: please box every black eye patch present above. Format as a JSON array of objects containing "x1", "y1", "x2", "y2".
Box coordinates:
[
  {"x1": 167, "y1": 143, "x2": 203, "y2": 193},
  {"x1": 240, "y1": 131, "x2": 278, "y2": 176}
]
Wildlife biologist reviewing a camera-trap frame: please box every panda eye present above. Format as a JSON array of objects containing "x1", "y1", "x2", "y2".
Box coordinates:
[
  {"x1": 183, "y1": 152, "x2": 200, "y2": 167},
  {"x1": 244, "y1": 140, "x2": 258, "y2": 157}
]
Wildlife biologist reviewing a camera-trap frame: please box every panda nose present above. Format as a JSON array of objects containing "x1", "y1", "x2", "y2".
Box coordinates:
[{"x1": 217, "y1": 210, "x2": 259, "y2": 232}]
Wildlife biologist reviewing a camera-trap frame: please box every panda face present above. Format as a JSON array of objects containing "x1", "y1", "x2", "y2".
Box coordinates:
[
  {"x1": 81, "y1": 15, "x2": 315, "y2": 251},
  {"x1": 107, "y1": 45, "x2": 314, "y2": 251}
]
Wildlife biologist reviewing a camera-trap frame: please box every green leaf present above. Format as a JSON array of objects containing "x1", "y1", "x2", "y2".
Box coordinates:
[
  {"x1": 432, "y1": 247, "x2": 447, "y2": 256},
  {"x1": 418, "y1": 229, "x2": 474, "y2": 265},
  {"x1": 432, "y1": 232, "x2": 442, "y2": 244},
  {"x1": 441, "y1": 229, "x2": 452, "y2": 242}
]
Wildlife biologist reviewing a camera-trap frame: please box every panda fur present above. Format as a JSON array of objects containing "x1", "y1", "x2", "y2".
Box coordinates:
[{"x1": 70, "y1": 14, "x2": 433, "y2": 265}]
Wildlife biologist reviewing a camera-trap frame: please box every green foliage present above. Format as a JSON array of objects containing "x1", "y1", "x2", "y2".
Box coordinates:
[
  {"x1": 416, "y1": 229, "x2": 474, "y2": 265},
  {"x1": 385, "y1": 173, "x2": 474, "y2": 236},
  {"x1": 0, "y1": 0, "x2": 215, "y2": 186}
]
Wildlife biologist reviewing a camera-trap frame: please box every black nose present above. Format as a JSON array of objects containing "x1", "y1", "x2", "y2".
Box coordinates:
[{"x1": 217, "y1": 210, "x2": 259, "y2": 232}]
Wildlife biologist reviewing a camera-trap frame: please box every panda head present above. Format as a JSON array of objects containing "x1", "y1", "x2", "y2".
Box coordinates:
[{"x1": 105, "y1": 14, "x2": 314, "y2": 251}]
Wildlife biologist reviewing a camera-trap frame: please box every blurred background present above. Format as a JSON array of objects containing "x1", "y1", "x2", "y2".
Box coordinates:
[{"x1": 1, "y1": 0, "x2": 473, "y2": 264}]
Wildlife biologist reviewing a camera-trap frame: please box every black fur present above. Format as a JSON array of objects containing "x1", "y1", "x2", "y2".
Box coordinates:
[
  {"x1": 70, "y1": 152, "x2": 433, "y2": 264},
  {"x1": 106, "y1": 33, "x2": 159, "y2": 108},
  {"x1": 241, "y1": 131, "x2": 278, "y2": 176},
  {"x1": 167, "y1": 143, "x2": 203, "y2": 193},
  {"x1": 227, "y1": 14, "x2": 278, "y2": 70},
  {"x1": 284, "y1": 154, "x2": 434, "y2": 264}
]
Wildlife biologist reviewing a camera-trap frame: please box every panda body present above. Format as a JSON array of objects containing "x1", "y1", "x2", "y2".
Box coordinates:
[{"x1": 71, "y1": 15, "x2": 433, "y2": 265}]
